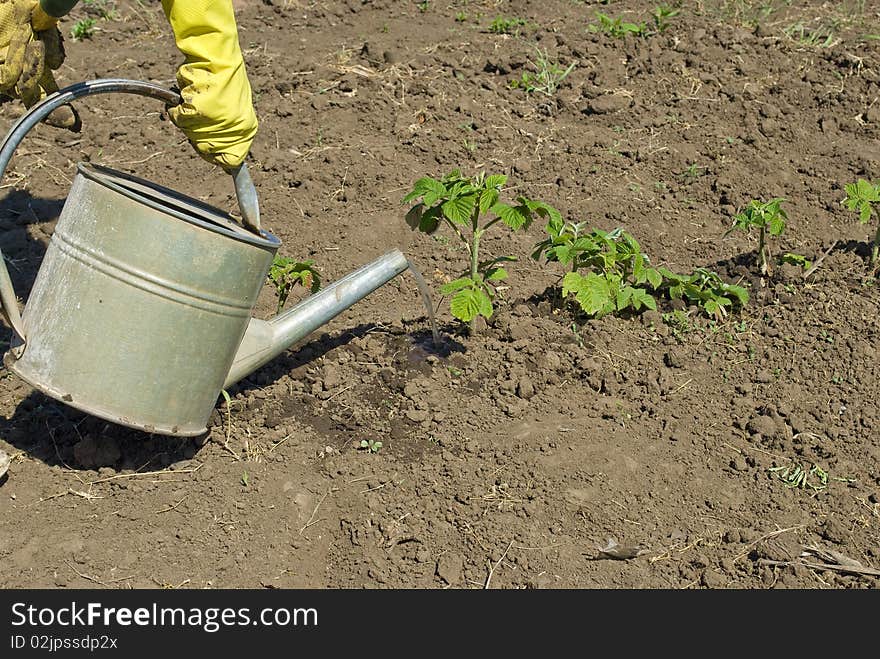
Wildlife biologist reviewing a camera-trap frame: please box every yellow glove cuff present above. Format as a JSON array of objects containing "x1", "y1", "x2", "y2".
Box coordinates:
[{"x1": 31, "y1": 5, "x2": 57, "y2": 31}]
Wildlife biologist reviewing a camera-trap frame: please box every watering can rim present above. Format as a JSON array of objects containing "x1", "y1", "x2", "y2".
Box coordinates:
[{"x1": 76, "y1": 162, "x2": 281, "y2": 250}]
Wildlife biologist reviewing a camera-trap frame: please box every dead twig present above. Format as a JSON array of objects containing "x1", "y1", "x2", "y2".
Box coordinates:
[
  {"x1": 484, "y1": 540, "x2": 514, "y2": 589},
  {"x1": 802, "y1": 241, "x2": 838, "y2": 279},
  {"x1": 86, "y1": 464, "x2": 202, "y2": 486},
  {"x1": 155, "y1": 496, "x2": 188, "y2": 514},
  {"x1": 734, "y1": 524, "x2": 805, "y2": 562},
  {"x1": 65, "y1": 561, "x2": 134, "y2": 586},
  {"x1": 758, "y1": 558, "x2": 880, "y2": 578},
  {"x1": 299, "y1": 487, "x2": 334, "y2": 535}
]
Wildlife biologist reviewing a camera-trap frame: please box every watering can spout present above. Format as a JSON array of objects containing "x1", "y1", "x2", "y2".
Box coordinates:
[{"x1": 224, "y1": 249, "x2": 410, "y2": 389}]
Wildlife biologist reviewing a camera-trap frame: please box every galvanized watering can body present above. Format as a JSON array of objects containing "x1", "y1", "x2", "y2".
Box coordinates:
[
  {"x1": 7, "y1": 163, "x2": 280, "y2": 436},
  {"x1": 0, "y1": 80, "x2": 409, "y2": 436}
]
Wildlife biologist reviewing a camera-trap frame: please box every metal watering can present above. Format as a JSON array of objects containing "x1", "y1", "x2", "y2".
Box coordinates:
[{"x1": 0, "y1": 79, "x2": 409, "y2": 437}]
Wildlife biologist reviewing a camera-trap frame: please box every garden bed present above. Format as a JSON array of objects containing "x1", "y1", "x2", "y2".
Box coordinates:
[{"x1": 0, "y1": 0, "x2": 878, "y2": 588}]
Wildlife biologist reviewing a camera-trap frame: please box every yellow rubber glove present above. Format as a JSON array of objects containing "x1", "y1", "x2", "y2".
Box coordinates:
[
  {"x1": 162, "y1": 0, "x2": 258, "y2": 172},
  {"x1": 0, "y1": 0, "x2": 79, "y2": 130}
]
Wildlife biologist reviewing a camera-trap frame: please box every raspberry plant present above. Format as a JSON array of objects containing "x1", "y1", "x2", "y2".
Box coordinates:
[
  {"x1": 843, "y1": 179, "x2": 880, "y2": 269},
  {"x1": 725, "y1": 198, "x2": 788, "y2": 275},
  {"x1": 533, "y1": 220, "x2": 748, "y2": 321},
  {"x1": 533, "y1": 224, "x2": 662, "y2": 317},
  {"x1": 403, "y1": 170, "x2": 560, "y2": 327},
  {"x1": 658, "y1": 268, "x2": 749, "y2": 321},
  {"x1": 267, "y1": 256, "x2": 321, "y2": 314}
]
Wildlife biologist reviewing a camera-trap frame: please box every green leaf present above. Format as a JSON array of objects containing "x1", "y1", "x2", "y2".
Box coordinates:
[
  {"x1": 646, "y1": 267, "x2": 663, "y2": 289},
  {"x1": 450, "y1": 287, "x2": 482, "y2": 322},
  {"x1": 440, "y1": 277, "x2": 473, "y2": 295},
  {"x1": 524, "y1": 199, "x2": 563, "y2": 224},
  {"x1": 725, "y1": 284, "x2": 749, "y2": 306},
  {"x1": 479, "y1": 188, "x2": 499, "y2": 214},
  {"x1": 476, "y1": 287, "x2": 494, "y2": 318},
  {"x1": 485, "y1": 267, "x2": 508, "y2": 281},
  {"x1": 860, "y1": 202, "x2": 873, "y2": 224},
  {"x1": 484, "y1": 174, "x2": 508, "y2": 189},
  {"x1": 545, "y1": 215, "x2": 564, "y2": 238},
  {"x1": 570, "y1": 273, "x2": 613, "y2": 316},
  {"x1": 554, "y1": 244, "x2": 574, "y2": 264},
  {"x1": 616, "y1": 285, "x2": 634, "y2": 311},
  {"x1": 767, "y1": 214, "x2": 786, "y2": 236},
  {"x1": 630, "y1": 288, "x2": 657, "y2": 311},
  {"x1": 403, "y1": 177, "x2": 446, "y2": 204},
  {"x1": 490, "y1": 202, "x2": 530, "y2": 230},
  {"x1": 442, "y1": 194, "x2": 477, "y2": 225},
  {"x1": 562, "y1": 271, "x2": 584, "y2": 298},
  {"x1": 703, "y1": 299, "x2": 721, "y2": 319}
]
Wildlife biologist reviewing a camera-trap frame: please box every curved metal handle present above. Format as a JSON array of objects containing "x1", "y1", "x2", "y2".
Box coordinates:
[{"x1": 0, "y1": 78, "x2": 262, "y2": 346}]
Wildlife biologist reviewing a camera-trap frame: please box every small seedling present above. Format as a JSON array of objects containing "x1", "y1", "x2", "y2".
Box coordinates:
[
  {"x1": 267, "y1": 256, "x2": 321, "y2": 314},
  {"x1": 662, "y1": 309, "x2": 694, "y2": 339},
  {"x1": 843, "y1": 179, "x2": 880, "y2": 268},
  {"x1": 509, "y1": 47, "x2": 575, "y2": 96},
  {"x1": 779, "y1": 252, "x2": 812, "y2": 271},
  {"x1": 240, "y1": 470, "x2": 250, "y2": 487},
  {"x1": 403, "y1": 170, "x2": 560, "y2": 327},
  {"x1": 652, "y1": 4, "x2": 680, "y2": 33},
  {"x1": 489, "y1": 16, "x2": 526, "y2": 35},
  {"x1": 680, "y1": 163, "x2": 703, "y2": 179},
  {"x1": 589, "y1": 12, "x2": 646, "y2": 38},
  {"x1": 359, "y1": 439, "x2": 383, "y2": 453},
  {"x1": 725, "y1": 198, "x2": 788, "y2": 275},
  {"x1": 659, "y1": 268, "x2": 749, "y2": 321},
  {"x1": 70, "y1": 17, "x2": 97, "y2": 40}
]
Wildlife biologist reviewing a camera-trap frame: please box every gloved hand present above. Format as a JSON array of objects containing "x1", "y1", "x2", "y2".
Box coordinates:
[
  {"x1": 162, "y1": 0, "x2": 258, "y2": 172},
  {"x1": 0, "y1": 0, "x2": 80, "y2": 130}
]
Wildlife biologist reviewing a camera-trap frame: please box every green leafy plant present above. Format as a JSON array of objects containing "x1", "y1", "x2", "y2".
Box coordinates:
[
  {"x1": 589, "y1": 12, "x2": 646, "y2": 38},
  {"x1": 534, "y1": 225, "x2": 663, "y2": 317},
  {"x1": 843, "y1": 179, "x2": 880, "y2": 268},
  {"x1": 489, "y1": 16, "x2": 526, "y2": 34},
  {"x1": 531, "y1": 217, "x2": 597, "y2": 274},
  {"x1": 662, "y1": 309, "x2": 695, "y2": 339},
  {"x1": 359, "y1": 439, "x2": 383, "y2": 453},
  {"x1": 509, "y1": 47, "x2": 575, "y2": 96},
  {"x1": 680, "y1": 162, "x2": 704, "y2": 180},
  {"x1": 769, "y1": 461, "x2": 833, "y2": 493},
  {"x1": 659, "y1": 267, "x2": 749, "y2": 321},
  {"x1": 267, "y1": 256, "x2": 321, "y2": 314},
  {"x1": 533, "y1": 220, "x2": 748, "y2": 321},
  {"x1": 652, "y1": 4, "x2": 680, "y2": 32},
  {"x1": 403, "y1": 170, "x2": 560, "y2": 326},
  {"x1": 725, "y1": 198, "x2": 788, "y2": 275},
  {"x1": 70, "y1": 17, "x2": 97, "y2": 40}
]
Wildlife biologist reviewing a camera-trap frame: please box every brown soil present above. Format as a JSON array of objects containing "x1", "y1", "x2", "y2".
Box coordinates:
[{"x1": 1, "y1": 0, "x2": 879, "y2": 589}]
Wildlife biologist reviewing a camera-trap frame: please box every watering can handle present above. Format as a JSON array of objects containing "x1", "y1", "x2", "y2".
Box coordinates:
[{"x1": 0, "y1": 78, "x2": 262, "y2": 345}]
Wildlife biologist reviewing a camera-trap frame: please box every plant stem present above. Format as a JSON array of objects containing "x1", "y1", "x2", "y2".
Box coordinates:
[
  {"x1": 758, "y1": 226, "x2": 767, "y2": 275},
  {"x1": 469, "y1": 205, "x2": 482, "y2": 284},
  {"x1": 468, "y1": 206, "x2": 482, "y2": 331},
  {"x1": 873, "y1": 223, "x2": 880, "y2": 268}
]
